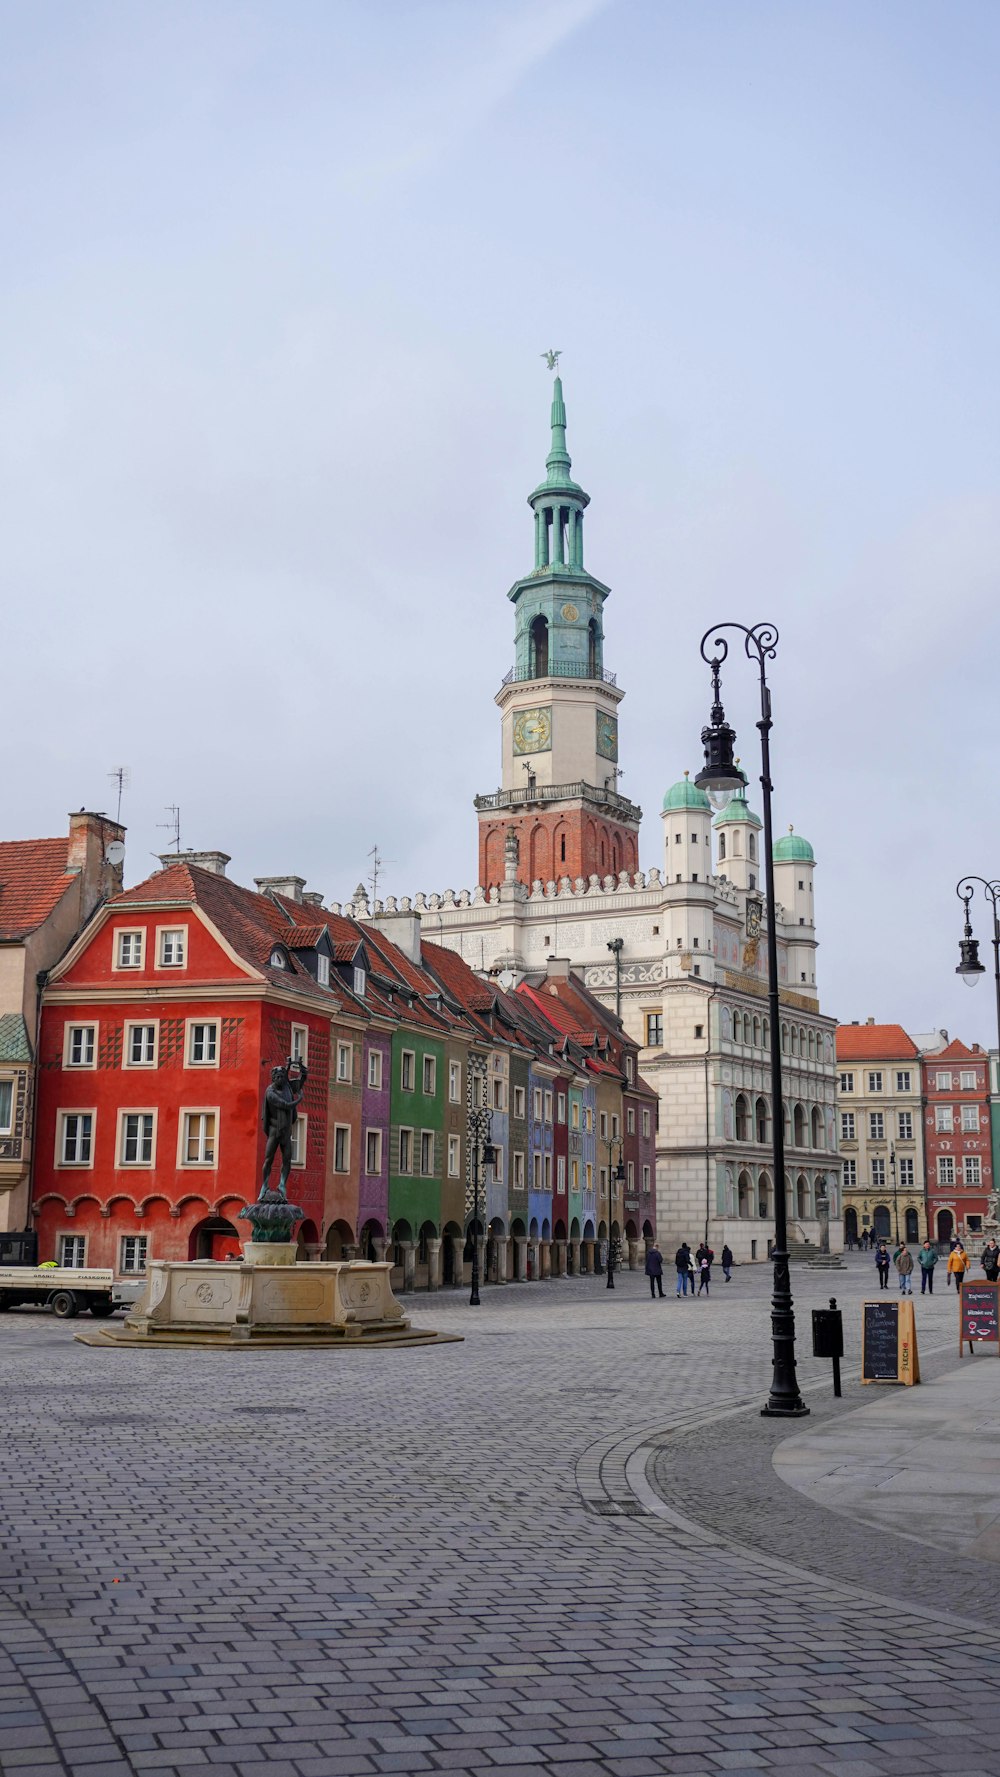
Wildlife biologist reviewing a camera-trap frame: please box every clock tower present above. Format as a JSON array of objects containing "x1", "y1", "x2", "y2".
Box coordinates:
[{"x1": 476, "y1": 376, "x2": 642, "y2": 891}]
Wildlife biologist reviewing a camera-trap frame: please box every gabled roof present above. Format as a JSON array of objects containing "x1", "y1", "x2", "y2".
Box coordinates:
[
  {"x1": 283, "y1": 924, "x2": 332, "y2": 951},
  {"x1": 932, "y1": 1038, "x2": 984, "y2": 1062},
  {"x1": 0, "y1": 837, "x2": 76, "y2": 941},
  {"x1": 836, "y1": 1023, "x2": 919, "y2": 1061}
]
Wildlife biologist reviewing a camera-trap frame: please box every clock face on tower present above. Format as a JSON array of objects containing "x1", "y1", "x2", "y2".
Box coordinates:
[
  {"x1": 596, "y1": 712, "x2": 618, "y2": 762},
  {"x1": 513, "y1": 707, "x2": 552, "y2": 754}
]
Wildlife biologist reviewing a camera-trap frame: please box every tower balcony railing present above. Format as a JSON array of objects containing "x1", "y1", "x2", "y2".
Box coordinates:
[
  {"x1": 500, "y1": 662, "x2": 617, "y2": 687},
  {"x1": 474, "y1": 779, "x2": 641, "y2": 819}
]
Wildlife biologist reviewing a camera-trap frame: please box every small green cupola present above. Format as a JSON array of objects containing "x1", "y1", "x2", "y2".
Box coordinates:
[
  {"x1": 773, "y1": 825, "x2": 814, "y2": 861},
  {"x1": 711, "y1": 790, "x2": 762, "y2": 829},
  {"x1": 662, "y1": 771, "x2": 711, "y2": 813},
  {"x1": 507, "y1": 374, "x2": 612, "y2": 683}
]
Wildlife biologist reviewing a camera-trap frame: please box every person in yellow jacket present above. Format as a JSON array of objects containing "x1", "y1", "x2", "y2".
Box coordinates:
[{"x1": 948, "y1": 1242, "x2": 971, "y2": 1288}]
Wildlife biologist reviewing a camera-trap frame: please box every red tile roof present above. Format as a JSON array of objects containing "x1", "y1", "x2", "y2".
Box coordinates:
[
  {"x1": 836, "y1": 1023, "x2": 919, "y2": 1061},
  {"x1": 0, "y1": 837, "x2": 75, "y2": 941},
  {"x1": 283, "y1": 924, "x2": 329, "y2": 949},
  {"x1": 932, "y1": 1038, "x2": 983, "y2": 1061}
]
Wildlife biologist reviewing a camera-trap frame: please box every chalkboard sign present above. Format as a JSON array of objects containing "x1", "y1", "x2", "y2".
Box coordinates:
[
  {"x1": 862, "y1": 1299, "x2": 919, "y2": 1386},
  {"x1": 959, "y1": 1280, "x2": 1000, "y2": 1356}
]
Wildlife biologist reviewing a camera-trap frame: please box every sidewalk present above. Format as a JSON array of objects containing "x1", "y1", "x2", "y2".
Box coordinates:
[{"x1": 775, "y1": 1355, "x2": 1000, "y2": 1560}]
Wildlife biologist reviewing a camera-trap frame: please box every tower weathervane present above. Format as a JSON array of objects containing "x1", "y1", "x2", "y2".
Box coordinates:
[{"x1": 541, "y1": 349, "x2": 561, "y2": 372}]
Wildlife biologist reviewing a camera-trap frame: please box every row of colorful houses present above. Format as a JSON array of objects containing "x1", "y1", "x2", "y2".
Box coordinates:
[{"x1": 1, "y1": 823, "x2": 657, "y2": 1287}]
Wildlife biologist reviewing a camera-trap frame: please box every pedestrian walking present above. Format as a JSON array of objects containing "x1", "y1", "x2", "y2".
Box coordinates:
[
  {"x1": 918, "y1": 1240, "x2": 938, "y2": 1294},
  {"x1": 946, "y1": 1231, "x2": 960, "y2": 1285},
  {"x1": 982, "y1": 1238, "x2": 1000, "y2": 1281},
  {"x1": 675, "y1": 1242, "x2": 692, "y2": 1297},
  {"x1": 645, "y1": 1243, "x2": 664, "y2": 1299},
  {"x1": 860, "y1": 1229, "x2": 869, "y2": 1252},
  {"x1": 721, "y1": 1243, "x2": 734, "y2": 1283},
  {"x1": 697, "y1": 1252, "x2": 711, "y2": 1295},
  {"x1": 875, "y1": 1241, "x2": 891, "y2": 1290},
  {"x1": 895, "y1": 1245, "x2": 914, "y2": 1295},
  {"x1": 846, "y1": 1229, "x2": 855, "y2": 1252},
  {"x1": 948, "y1": 1242, "x2": 971, "y2": 1291}
]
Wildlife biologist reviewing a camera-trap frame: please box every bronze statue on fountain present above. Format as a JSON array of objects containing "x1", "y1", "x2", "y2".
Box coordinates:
[{"x1": 238, "y1": 1058, "x2": 307, "y2": 1247}]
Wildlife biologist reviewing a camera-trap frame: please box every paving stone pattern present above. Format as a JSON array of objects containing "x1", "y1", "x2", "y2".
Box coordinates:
[{"x1": 0, "y1": 1258, "x2": 997, "y2": 1777}]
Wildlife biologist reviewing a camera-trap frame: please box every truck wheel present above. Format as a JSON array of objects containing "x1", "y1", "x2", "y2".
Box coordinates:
[
  {"x1": 89, "y1": 1300, "x2": 114, "y2": 1318},
  {"x1": 50, "y1": 1291, "x2": 79, "y2": 1319}
]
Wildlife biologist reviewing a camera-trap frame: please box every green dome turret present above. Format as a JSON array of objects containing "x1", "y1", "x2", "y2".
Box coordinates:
[
  {"x1": 712, "y1": 791, "x2": 762, "y2": 829},
  {"x1": 773, "y1": 825, "x2": 814, "y2": 862},
  {"x1": 662, "y1": 771, "x2": 711, "y2": 813}
]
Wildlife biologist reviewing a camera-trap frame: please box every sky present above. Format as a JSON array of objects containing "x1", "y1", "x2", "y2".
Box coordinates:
[{"x1": 3, "y1": 0, "x2": 999, "y2": 1046}]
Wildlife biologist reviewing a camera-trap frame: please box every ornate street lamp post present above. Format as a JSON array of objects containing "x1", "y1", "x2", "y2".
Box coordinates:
[
  {"x1": 954, "y1": 878, "x2": 1000, "y2": 1239},
  {"x1": 695, "y1": 622, "x2": 808, "y2": 1418},
  {"x1": 890, "y1": 1143, "x2": 899, "y2": 1247},
  {"x1": 467, "y1": 1056, "x2": 497, "y2": 1308}
]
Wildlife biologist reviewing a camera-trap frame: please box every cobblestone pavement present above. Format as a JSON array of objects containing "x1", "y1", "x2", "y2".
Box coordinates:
[{"x1": 1, "y1": 1257, "x2": 998, "y2": 1777}]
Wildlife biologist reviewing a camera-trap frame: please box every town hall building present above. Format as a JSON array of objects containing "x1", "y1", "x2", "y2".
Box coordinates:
[{"x1": 339, "y1": 376, "x2": 842, "y2": 1260}]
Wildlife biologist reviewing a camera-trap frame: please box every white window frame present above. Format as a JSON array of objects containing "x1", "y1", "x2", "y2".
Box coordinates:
[
  {"x1": 178, "y1": 1108, "x2": 219, "y2": 1168},
  {"x1": 155, "y1": 924, "x2": 187, "y2": 969},
  {"x1": 898, "y1": 1110, "x2": 913, "y2": 1141},
  {"x1": 544, "y1": 1090, "x2": 553, "y2": 1124},
  {"x1": 557, "y1": 1092, "x2": 566, "y2": 1123},
  {"x1": 960, "y1": 1070, "x2": 977, "y2": 1090},
  {"x1": 936, "y1": 1105, "x2": 953, "y2": 1133},
  {"x1": 867, "y1": 1071, "x2": 883, "y2": 1094},
  {"x1": 117, "y1": 1108, "x2": 156, "y2": 1167},
  {"x1": 843, "y1": 1159, "x2": 857, "y2": 1188},
  {"x1": 64, "y1": 1023, "x2": 97, "y2": 1069},
  {"x1": 317, "y1": 954, "x2": 331, "y2": 988},
  {"x1": 422, "y1": 1055, "x2": 437, "y2": 1096},
  {"x1": 611, "y1": 1113, "x2": 620, "y2": 1140},
  {"x1": 532, "y1": 1152, "x2": 542, "y2": 1191},
  {"x1": 123, "y1": 1021, "x2": 159, "y2": 1069},
  {"x1": 899, "y1": 1157, "x2": 914, "y2": 1188},
  {"x1": 353, "y1": 966, "x2": 366, "y2": 997},
  {"x1": 965, "y1": 1155, "x2": 982, "y2": 1186},
  {"x1": 57, "y1": 1110, "x2": 95, "y2": 1167},
  {"x1": 962, "y1": 1105, "x2": 980, "y2": 1132},
  {"x1": 492, "y1": 1144, "x2": 504, "y2": 1184},
  {"x1": 290, "y1": 1024, "x2": 309, "y2": 1065},
  {"x1": 936, "y1": 1071, "x2": 952, "y2": 1091},
  {"x1": 599, "y1": 1111, "x2": 608, "y2": 1139},
  {"x1": 448, "y1": 1059, "x2": 461, "y2": 1103},
  {"x1": 114, "y1": 928, "x2": 145, "y2": 971},
  {"x1": 58, "y1": 1233, "x2": 87, "y2": 1268},
  {"x1": 118, "y1": 1234, "x2": 148, "y2": 1275},
  {"x1": 333, "y1": 1122, "x2": 352, "y2": 1174},
  {"x1": 642, "y1": 1108, "x2": 651, "y2": 1139},
  {"x1": 186, "y1": 1019, "x2": 219, "y2": 1068},
  {"x1": 513, "y1": 1085, "x2": 526, "y2": 1119},
  {"x1": 368, "y1": 1049, "x2": 383, "y2": 1090},
  {"x1": 642, "y1": 1164, "x2": 651, "y2": 1194},
  {"x1": 841, "y1": 1112, "x2": 855, "y2": 1141},
  {"x1": 401, "y1": 1050, "x2": 415, "y2": 1093},
  {"x1": 869, "y1": 1112, "x2": 884, "y2": 1141},
  {"x1": 447, "y1": 1133, "x2": 461, "y2": 1179},
  {"x1": 557, "y1": 1155, "x2": 566, "y2": 1190},
  {"x1": 290, "y1": 1115, "x2": 308, "y2": 1168},
  {"x1": 871, "y1": 1158, "x2": 885, "y2": 1188},
  {"x1": 533, "y1": 1088, "x2": 543, "y2": 1120},
  {"x1": 399, "y1": 1126, "x2": 414, "y2": 1173},
  {"x1": 938, "y1": 1155, "x2": 955, "y2": 1186},
  {"x1": 336, "y1": 1041, "x2": 352, "y2": 1084},
  {"x1": 895, "y1": 1071, "x2": 911, "y2": 1093},
  {"x1": 839, "y1": 1071, "x2": 854, "y2": 1094},
  {"x1": 365, "y1": 1128, "x2": 382, "y2": 1175},
  {"x1": 513, "y1": 1150, "x2": 525, "y2": 1189},
  {"x1": 419, "y1": 1129, "x2": 434, "y2": 1176},
  {"x1": 627, "y1": 1106, "x2": 635, "y2": 1135},
  {"x1": 0, "y1": 1078, "x2": 12, "y2": 1134}
]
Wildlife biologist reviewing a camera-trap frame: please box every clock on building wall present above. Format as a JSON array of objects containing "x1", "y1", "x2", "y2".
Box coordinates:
[
  {"x1": 513, "y1": 707, "x2": 552, "y2": 754},
  {"x1": 596, "y1": 712, "x2": 618, "y2": 762}
]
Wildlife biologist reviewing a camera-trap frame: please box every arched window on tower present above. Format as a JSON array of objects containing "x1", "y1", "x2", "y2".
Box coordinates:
[
  {"x1": 529, "y1": 614, "x2": 549, "y2": 678},
  {"x1": 588, "y1": 619, "x2": 599, "y2": 678},
  {"x1": 749, "y1": 832, "x2": 756, "y2": 860},
  {"x1": 718, "y1": 832, "x2": 726, "y2": 861}
]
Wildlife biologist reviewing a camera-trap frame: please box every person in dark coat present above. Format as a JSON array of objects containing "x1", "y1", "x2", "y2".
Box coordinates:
[
  {"x1": 721, "y1": 1243, "x2": 734, "y2": 1283},
  {"x1": 982, "y1": 1238, "x2": 1000, "y2": 1281},
  {"x1": 875, "y1": 1241, "x2": 891, "y2": 1290},
  {"x1": 697, "y1": 1251, "x2": 712, "y2": 1295},
  {"x1": 675, "y1": 1242, "x2": 692, "y2": 1297},
  {"x1": 645, "y1": 1243, "x2": 664, "y2": 1299}
]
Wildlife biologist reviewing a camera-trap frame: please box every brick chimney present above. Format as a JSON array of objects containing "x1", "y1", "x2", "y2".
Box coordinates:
[
  {"x1": 67, "y1": 811, "x2": 125, "y2": 916},
  {"x1": 160, "y1": 850, "x2": 230, "y2": 877}
]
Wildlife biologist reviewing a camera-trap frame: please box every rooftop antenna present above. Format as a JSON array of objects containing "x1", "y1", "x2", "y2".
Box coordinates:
[
  {"x1": 108, "y1": 766, "x2": 130, "y2": 823},
  {"x1": 368, "y1": 844, "x2": 395, "y2": 907},
  {"x1": 158, "y1": 805, "x2": 182, "y2": 853}
]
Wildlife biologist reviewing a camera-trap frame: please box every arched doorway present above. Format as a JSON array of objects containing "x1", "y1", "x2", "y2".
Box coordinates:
[
  {"x1": 324, "y1": 1218, "x2": 354, "y2": 1259},
  {"x1": 844, "y1": 1207, "x2": 858, "y2": 1246},
  {"x1": 905, "y1": 1206, "x2": 919, "y2": 1243},
  {"x1": 738, "y1": 1171, "x2": 753, "y2": 1218},
  {"x1": 873, "y1": 1205, "x2": 891, "y2": 1240},
  {"x1": 937, "y1": 1208, "x2": 954, "y2": 1244},
  {"x1": 188, "y1": 1216, "x2": 240, "y2": 1261},
  {"x1": 296, "y1": 1218, "x2": 319, "y2": 1260},
  {"x1": 358, "y1": 1218, "x2": 383, "y2": 1262},
  {"x1": 442, "y1": 1220, "x2": 462, "y2": 1285}
]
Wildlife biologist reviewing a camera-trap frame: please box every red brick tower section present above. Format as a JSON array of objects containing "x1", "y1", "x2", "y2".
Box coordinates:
[{"x1": 478, "y1": 799, "x2": 640, "y2": 893}]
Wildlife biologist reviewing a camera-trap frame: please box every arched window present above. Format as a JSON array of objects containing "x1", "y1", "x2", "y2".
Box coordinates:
[
  {"x1": 734, "y1": 832, "x2": 743, "y2": 856},
  {"x1": 793, "y1": 1104, "x2": 806, "y2": 1146},
  {"x1": 732, "y1": 1011, "x2": 742, "y2": 1044},
  {"x1": 735, "y1": 1094, "x2": 749, "y2": 1141},
  {"x1": 755, "y1": 1097, "x2": 769, "y2": 1143},
  {"x1": 718, "y1": 832, "x2": 726, "y2": 861},
  {"x1": 749, "y1": 832, "x2": 756, "y2": 860},
  {"x1": 781, "y1": 1022, "x2": 788, "y2": 1054},
  {"x1": 758, "y1": 1172, "x2": 770, "y2": 1218},
  {"x1": 796, "y1": 1176, "x2": 810, "y2": 1219},
  {"x1": 529, "y1": 614, "x2": 549, "y2": 678},
  {"x1": 738, "y1": 1171, "x2": 753, "y2": 1218},
  {"x1": 752, "y1": 1015, "x2": 761, "y2": 1047},
  {"x1": 762, "y1": 1018, "x2": 770, "y2": 1048},
  {"x1": 811, "y1": 1105, "x2": 823, "y2": 1149}
]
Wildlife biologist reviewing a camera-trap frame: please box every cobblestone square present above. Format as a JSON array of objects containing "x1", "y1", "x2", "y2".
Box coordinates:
[{"x1": 1, "y1": 1259, "x2": 997, "y2": 1776}]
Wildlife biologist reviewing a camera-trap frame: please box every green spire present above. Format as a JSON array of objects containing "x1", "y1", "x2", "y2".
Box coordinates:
[{"x1": 546, "y1": 376, "x2": 571, "y2": 483}]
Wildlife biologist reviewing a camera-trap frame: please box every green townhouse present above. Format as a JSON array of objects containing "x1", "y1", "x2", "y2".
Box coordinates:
[{"x1": 388, "y1": 1021, "x2": 446, "y2": 1290}]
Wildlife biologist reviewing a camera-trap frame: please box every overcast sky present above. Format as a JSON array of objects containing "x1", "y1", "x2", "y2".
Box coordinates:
[{"x1": 4, "y1": 0, "x2": 998, "y2": 1045}]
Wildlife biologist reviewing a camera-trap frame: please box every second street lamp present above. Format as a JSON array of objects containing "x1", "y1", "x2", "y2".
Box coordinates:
[
  {"x1": 695, "y1": 621, "x2": 808, "y2": 1419},
  {"x1": 604, "y1": 1134, "x2": 625, "y2": 1289}
]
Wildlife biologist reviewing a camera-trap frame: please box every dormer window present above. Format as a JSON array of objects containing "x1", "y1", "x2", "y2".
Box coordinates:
[
  {"x1": 270, "y1": 948, "x2": 286, "y2": 969},
  {"x1": 317, "y1": 954, "x2": 330, "y2": 987},
  {"x1": 354, "y1": 966, "x2": 366, "y2": 995}
]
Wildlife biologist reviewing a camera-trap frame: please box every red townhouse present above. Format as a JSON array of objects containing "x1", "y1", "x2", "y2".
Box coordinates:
[
  {"x1": 33, "y1": 860, "x2": 363, "y2": 1277},
  {"x1": 923, "y1": 1037, "x2": 994, "y2": 1246}
]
